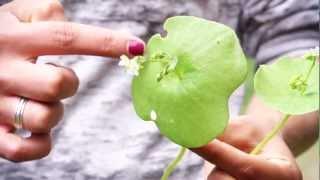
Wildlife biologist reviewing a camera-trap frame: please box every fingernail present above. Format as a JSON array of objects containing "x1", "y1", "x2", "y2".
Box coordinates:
[
  {"x1": 128, "y1": 39, "x2": 145, "y2": 56},
  {"x1": 45, "y1": 62, "x2": 64, "y2": 68},
  {"x1": 46, "y1": 62, "x2": 59, "y2": 67}
]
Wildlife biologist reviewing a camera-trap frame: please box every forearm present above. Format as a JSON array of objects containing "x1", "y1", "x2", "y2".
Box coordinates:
[{"x1": 246, "y1": 96, "x2": 319, "y2": 156}]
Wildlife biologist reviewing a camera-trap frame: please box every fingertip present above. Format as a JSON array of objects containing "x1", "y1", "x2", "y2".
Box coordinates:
[{"x1": 127, "y1": 38, "x2": 145, "y2": 56}]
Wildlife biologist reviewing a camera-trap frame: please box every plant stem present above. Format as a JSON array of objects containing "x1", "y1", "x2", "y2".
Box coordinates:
[
  {"x1": 250, "y1": 114, "x2": 291, "y2": 155},
  {"x1": 161, "y1": 146, "x2": 187, "y2": 180},
  {"x1": 304, "y1": 58, "x2": 316, "y2": 82}
]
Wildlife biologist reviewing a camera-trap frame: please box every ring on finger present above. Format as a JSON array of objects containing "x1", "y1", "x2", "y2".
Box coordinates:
[{"x1": 14, "y1": 97, "x2": 29, "y2": 129}]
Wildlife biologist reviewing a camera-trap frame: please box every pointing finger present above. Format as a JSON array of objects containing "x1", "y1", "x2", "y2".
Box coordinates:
[{"x1": 14, "y1": 21, "x2": 145, "y2": 57}]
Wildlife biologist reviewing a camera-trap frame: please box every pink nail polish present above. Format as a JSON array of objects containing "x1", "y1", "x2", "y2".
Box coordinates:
[{"x1": 128, "y1": 40, "x2": 145, "y2": 56}]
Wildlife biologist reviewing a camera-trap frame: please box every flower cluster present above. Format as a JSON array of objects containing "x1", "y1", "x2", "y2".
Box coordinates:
[
  {"x1": 118, "y1": 55, "x2": 141, "y2": 76},
  {"x1": 289, "y1": 74, "x2": 307, "y2": 94}
]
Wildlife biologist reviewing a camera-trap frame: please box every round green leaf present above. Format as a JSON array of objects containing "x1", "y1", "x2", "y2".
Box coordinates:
[
  {"x1": 254, "y1": 57, "x2": 319, "y2": 115},
  {"x1": 131, "y1": 16, "x2": 247, "y2": 148}
]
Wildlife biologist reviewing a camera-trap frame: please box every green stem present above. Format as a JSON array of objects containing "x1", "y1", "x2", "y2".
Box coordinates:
[
  {"x1": 161, "y1": 147, "x2": 187, "y2": 180},
  {"x1": 250, "y1": 114, "x2": 291, "y2": 155},
  {"x1": 304, "y1": 58, "x2": 316, "y2": 82}
]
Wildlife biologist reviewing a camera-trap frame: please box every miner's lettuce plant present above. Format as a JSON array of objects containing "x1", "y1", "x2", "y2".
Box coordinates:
[
  {"x1": 119, "y1": 16, "x2": 319, "y2": 179},
  {"x1": 128, "y1": 16, "x2": 247, "y2": 179},
  {"x1": 251, "y1": 48, "x2": 319, "y2": 154},
  {"x1": 131, "y1": 16, "x2": 247, "y2": 148}
]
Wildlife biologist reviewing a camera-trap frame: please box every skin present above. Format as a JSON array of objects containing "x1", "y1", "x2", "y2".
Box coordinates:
[
  {"x1": 0, "y1": 0, "x2": 144, "y2": 162},
  {"x1": 192, "y1": 96, "x2": 318, "y2": 180}
]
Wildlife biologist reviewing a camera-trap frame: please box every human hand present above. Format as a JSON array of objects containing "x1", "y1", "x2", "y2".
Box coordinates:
[
  {"x1": 192, "y1": 115, "x2": 302, "y2": 180},
  {"x1": 0, "y1": 0, "x2": 145, "y2": 162}
]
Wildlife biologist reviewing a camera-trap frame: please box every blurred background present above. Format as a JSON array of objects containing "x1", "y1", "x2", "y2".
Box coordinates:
[{"x1": 297, "y1": 141, "x2": 319, "y2": 180}]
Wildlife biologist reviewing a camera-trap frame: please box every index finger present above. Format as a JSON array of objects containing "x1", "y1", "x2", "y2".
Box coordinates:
[{"x1": 13, "y1": 21, "x2": 145, "y2": 58}]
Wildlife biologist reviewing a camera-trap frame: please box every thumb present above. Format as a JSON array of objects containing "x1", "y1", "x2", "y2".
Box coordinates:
[
  {"x1": 191, "y1": 140, "x2": 296, "y2": 180},
  {"x1": 192, "y1": 139, "x2": 251, "y2": 176}
]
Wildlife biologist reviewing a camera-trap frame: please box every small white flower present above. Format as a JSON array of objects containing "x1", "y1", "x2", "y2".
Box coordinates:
[
  {"x1": 150, "y1": 110, "x2": 157, "y2": 121},
  {"x1": 310, "y1": 46, "x2": 319, "y2": 56},
  {"x1": 119, "y1": 55, "x2": 140, "y2": 76},
  {"x1": 303, "y1": 46, "x2": 319, "y2": 60}
]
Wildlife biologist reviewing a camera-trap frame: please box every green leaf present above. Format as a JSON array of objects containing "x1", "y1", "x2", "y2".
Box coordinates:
[
  {"x1": 254, "y1": 57, "x2": 319, "y2": 115},
  {"x1": 131, "y1": 16, "x2": 247, "y2": 148}
]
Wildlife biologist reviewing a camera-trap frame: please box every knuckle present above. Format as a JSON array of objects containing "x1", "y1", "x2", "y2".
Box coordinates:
[
  {"x1": 34, "y1": 108, "x2": 53, "y2": 132},
  {"x1": 34, "y1": 103, "x2": 63, "y2": 132},
  {"x1": 64, "y1": 68, "x2": 79, "y2": 96},
  {"x1": 227, "y1": 119, "x2": 261, "y2": 152},
  {"x1": 38, "y1": 0, "x2": 64, "y2": 19},
  {"x1": 6, "y1": 142, "x2": 24, "y2": 162},
  {"x1": 41, "y1": 138, "x2": 52, "y2": 158},
  {"x1": 0, "y1": 62, "x2": 19, "y2": 93},
  {"x1": 0, "y1": 30, "x2": 8, "y2": 45},
  {"x1": 241, "y1": 127, "x2": 260, "y2": 150},
  {"x1": 0, "y1": 72, "x2": 4, "y2": 87},
  {"x1": 45, "y1": 69, "x2": 66, "y2": 100},
  {"x1": 237, "y1": 163, "x2": 255, "y2": 179},
  {"x1": 52, "y1": 22, "x2": 76, "y2": 49},
  {"x1": 101, "y1": 32, "x2": 115, "y2": 53},
  {"x1": 0, "y1": 69, "x2": 10, "y2": 92},
  {"x1": 44, "y1": 67, "x2": 79, "y2": 101},
  {"x1": 0, "y1": 12, "x2": 20, "y2": 45}
]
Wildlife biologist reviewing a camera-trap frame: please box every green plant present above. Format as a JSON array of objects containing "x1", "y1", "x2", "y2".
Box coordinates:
[
  {"x1": 131, "y1": 16, "x2": 247, "y2": 148},
  {"x1": 251, "y1": 49, "x2": 319, "y2": 155},
  {"x1": 119, "y1": 16, "x2": 319, "y2": 179},
  {"x1": 121, "y1": 16, "x2": 247, "y2": 179}
]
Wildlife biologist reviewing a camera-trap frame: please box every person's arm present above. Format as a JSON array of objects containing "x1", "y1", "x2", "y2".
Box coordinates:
[{"x1": 0, "y1": 0, "x2": 145, "y2": 162}]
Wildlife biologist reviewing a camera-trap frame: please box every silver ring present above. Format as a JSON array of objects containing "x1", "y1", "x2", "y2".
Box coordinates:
[{"x1": 14, "y1": 97, "x2": 29, "y2": 129}]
